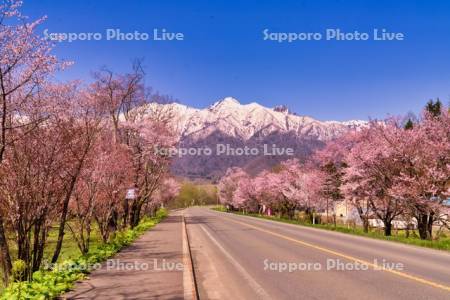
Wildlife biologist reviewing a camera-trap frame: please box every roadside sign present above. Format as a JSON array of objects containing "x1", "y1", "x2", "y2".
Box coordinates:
[{"x1": 126, "y1": 188, "x2": 137, "y2": 200}]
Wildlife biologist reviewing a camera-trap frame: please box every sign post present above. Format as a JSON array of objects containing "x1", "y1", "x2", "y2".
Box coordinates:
[{"x1": 126, "y1": 188, "x2": 137, "y2": 200}]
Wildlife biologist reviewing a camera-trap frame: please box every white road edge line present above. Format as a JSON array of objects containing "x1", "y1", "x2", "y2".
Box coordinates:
[
  {"x1": 182, "y1": 214, "x2": 198, "y2": 300},
  {"x1": 199, "y1": 224, "x2": 271, "y2": 300}
]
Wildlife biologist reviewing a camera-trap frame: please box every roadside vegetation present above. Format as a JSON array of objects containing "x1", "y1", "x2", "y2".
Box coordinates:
[
  {"x1": 169, "y1": 182, "x2": 218, "y2": 208},
  {"x1": 1, "y1": 209, "x2": 167, "y2": 299},
  {"x1": 0, "y1": 1, "x2": 180, "y2": 296},
  {"x1": 213, "y1": 206, "x2": 450, "y2": 251},
  {"x1": 217, "y1": 100, "x2": 450, "y2": 243}
]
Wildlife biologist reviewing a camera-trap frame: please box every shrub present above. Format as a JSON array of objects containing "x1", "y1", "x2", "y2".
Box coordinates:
[
  {"x1": 1, "y1": 209, "x2": 167, "y2": 299},
  {"x1": 11, "y1": 260, "x2": 27, "y2": 283}
]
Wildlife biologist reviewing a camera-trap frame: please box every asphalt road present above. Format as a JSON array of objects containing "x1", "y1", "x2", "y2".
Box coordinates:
[{"x1": 185, "y1": 207, "x2": 450, "y2": 300}]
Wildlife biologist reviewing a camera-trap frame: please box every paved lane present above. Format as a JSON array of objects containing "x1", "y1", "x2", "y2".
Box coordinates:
[
  {"x1": 185, "y1": 207, "x2": 450, "y2": 300},
  {"x1": 65, "y1": 214, "x2": 185, "y2": 300}
]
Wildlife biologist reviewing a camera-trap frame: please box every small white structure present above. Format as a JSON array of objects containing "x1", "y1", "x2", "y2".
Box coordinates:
[
  {"x1": 126, "y1": 188, "x2": 137, "y2": 200},
  {"x1": 333, "y1": 200, "x2": 418, "y2": 229}
]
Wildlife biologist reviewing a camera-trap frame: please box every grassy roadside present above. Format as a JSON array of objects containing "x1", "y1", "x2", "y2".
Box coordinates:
[
  {"x1": 212, "y1": 207, "x2": 450, "y2": 252},
  {"x1": 0, "y1": 221, "x2": 105, "y2": 291},
  {"x1": 1, "y1": 209, "x2": 168, "y2": 299}
]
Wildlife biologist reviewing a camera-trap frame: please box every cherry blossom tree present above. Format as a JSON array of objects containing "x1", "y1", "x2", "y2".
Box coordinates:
[
  {"x1": 0, "y1": 116, "x2": 65, "y2": 279},
  {"x1": 89, "y1": 61, "x2": 146, "y2": 144},
  {"x1": 233, "y1": 174, "x2": 260, "y2": 213},
  {"x1": 147, "y1": 177, "x2": 180, "y2": 214},
  {"x1": 50, "y1": 86, "x2": 105, "y2": 263},
  {"x1": 389, "y1": 109, "x2": 450, "y2": 239},
  {"x1": 0, "y1": 0, "x2": 67, "y2": 281},
  {"x1": 215, "y1": 105, "x2": 448, "y2": 239},
  {"x1": 330, "y1": 131, "x2": 374, "y2": 232},
  {"x1": 69, "y1": 166, "x2": 98, "y2": 255},
  {"x1": 218, "y1": 167, "x2": 248, "y2": 209},
  {"x1": 254, "y1": 162, "x2": 308, "y2": 219},
  {"x1": 0, "y1": 82, "x2": 88, "y2": 278},
  {"x1": 69, "y1": 131, "x2": 133, "y2": 249},
  {"x1": 253, "y1": 170, "x2": 286, "y2": 215},
  {"x1": 343, "y1": 122, "x2": 407, "y2": 236},
  {"x1": 312, "y1": 134, "x2": 357, "y2": 225},
  {"x1": 125, "y1": 118, "x2": 176, "y2": 227},
  {"x1": 92, "y1": 142, "x2": 133, "y2": 243},
  {"x1": 251, "y1": 161, "x2": 325, "y2": 219},
  {"x1": 279, "y1": 161, "x2": 326, "y2": 221},
  {"x1": 88, "y1": 63, "x2": 177, "y2": 228}
]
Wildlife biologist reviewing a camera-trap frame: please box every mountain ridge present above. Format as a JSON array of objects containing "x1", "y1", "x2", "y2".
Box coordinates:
[
  {"x1": 141, "y1": 97, "x2": 367, "y2": 179},
  {"x1": 145, "y1": 96, "x2": 367, "y2": 141}
]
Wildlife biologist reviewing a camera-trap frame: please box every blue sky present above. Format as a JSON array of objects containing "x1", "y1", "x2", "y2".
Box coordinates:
[{"x1": 23, "y1": 0, "x2": 450, "y2": 121}]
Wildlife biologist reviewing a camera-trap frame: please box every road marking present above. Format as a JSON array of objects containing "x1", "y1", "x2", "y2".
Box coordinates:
[
  {"x1": 199, "y1": 224, "x2": 272, "y2": 299},
  {"x1": 226, "y1": 217, "x2": 450, "y2": 293},
  {"x1": 182, "y1": 215, "x2": 198, "y2": 300}
]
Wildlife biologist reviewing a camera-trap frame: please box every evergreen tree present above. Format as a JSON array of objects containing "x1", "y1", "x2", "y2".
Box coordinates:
[
  {"x1": 425, "y1": 99, "x2": 442, "y2": 117},
  {"x1": 404, "y1": 118, "x2": 414, "y2": 130}
]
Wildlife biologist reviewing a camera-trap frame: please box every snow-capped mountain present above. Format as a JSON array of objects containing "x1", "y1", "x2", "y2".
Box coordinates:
[
  {"x1": 141, "y1": 97, "x2": 367, "y2": 180},
  {"x1": 145, "y1": 97, "x2": 366, "y2": 142}
]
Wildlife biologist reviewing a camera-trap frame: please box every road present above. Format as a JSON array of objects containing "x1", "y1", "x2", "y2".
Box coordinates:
[{"x1": 185, "y1": 207, "x2": 450, "y2": 300}]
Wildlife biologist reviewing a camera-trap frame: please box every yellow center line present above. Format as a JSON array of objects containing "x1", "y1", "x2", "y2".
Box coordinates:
[{"x1": 227, "y1": 217, "x2": 450, "y2": 293}]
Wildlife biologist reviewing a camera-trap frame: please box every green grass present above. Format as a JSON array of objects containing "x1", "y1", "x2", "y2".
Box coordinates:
[
  {"x1": 1, "y1": 209, "x2": 168, "y2": 299},
  {"x1": 43, "y1": 222, "x2": 105, "y2": 263},
  {"x1": 0, "y1": 222, "x2": 104, "y2": 292},
  {"x1": 212, "y1": 207, "x2": 450, "y2": 252},
  {"x1": 212, "y1": 205, "x2": 227, "y2": 212}
]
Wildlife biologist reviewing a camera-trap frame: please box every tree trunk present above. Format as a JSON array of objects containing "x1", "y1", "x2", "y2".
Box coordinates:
[
  {"x1": 427, "y1": 212, "x2": 434, "y2": 240},
  {"x1": 149, "y1": 205, "x2": 157, "y2": 218},
  {"x1": 130, "y1": 200, "x2": 143, "y2": 228},
  {"x1": 34, "y1": 226, "x2": 47, "y2": 273},
  {"x1": 51, "y1": 175, "x2": 78, "y2": 264},
  {"x1": 417, "y1": 220, "x2": 428, "y2": 240},
  {"x1": 417, "y1": 213, "x2": 433, "y2": 240},
  {"x1": 356, "y1": 205, "x2": 370, "y2": 233},
  {"x1": 86, "y1": 221, "x2": 91, "y2": 253},
  {"x1": 52, "y1": 142, "x2": 91, "y2": 263},
  {"x1": 0, "y1": 216, "x2": 12, "y2": 284},
  {"x1": 384, "y1": 220, "x2": 392, "y2": 236},
  {"x1": 16, "y1": 227, "x2": 31, "y2": 281},
  {"x1": 32, "y1": 220, "x2": 43, "y2": 273},
  {"x1": 129, "y1": 200, "x2": 137, "y2": 228},
  {"x1": 362, "y1": 217, "x2": 369, "y2": 233},
  {"x1": 108, "y1": 210, "x2": 118, "y2": 236},
  {"x1": 122, "y1": 198, "x2": 129, "y2": 229}
]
